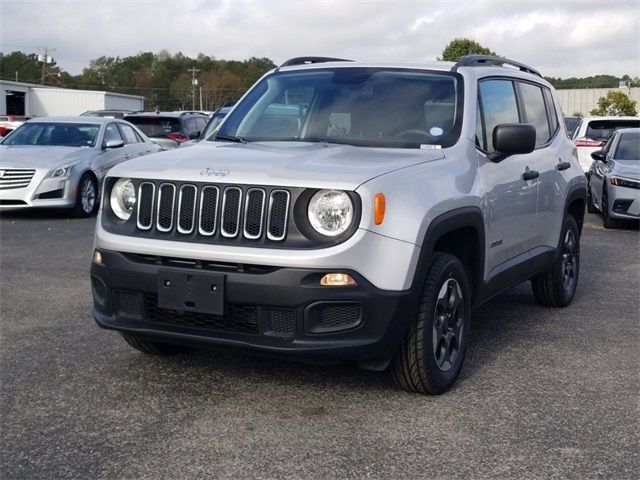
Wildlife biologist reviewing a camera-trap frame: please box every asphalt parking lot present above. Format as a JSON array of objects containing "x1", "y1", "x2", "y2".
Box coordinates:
[{"x1": 0, "y1": 210, "x2": 638, "y2": 480}]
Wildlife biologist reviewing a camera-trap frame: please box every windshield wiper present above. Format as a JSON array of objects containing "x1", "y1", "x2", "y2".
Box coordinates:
[{"x1": 214, "y1": 133, "x2": 247, "y2": 144}]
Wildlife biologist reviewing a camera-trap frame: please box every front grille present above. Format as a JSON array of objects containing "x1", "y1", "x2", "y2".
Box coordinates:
[
  {"x1": 0, "y1": 169, "x2": 36, "y2": 190},
  {"x1": 113, "y1": 290, "x2": 144, "y2": 319},
  {"x1": 136, "y1": 182, "x2": 291, "y2": 242},
  {"x1": 266, "y1": 308, "x2": 296, "y2": 334},
  {"x1": 319, "y1": 305, "x2": 362, "y2": 328}
]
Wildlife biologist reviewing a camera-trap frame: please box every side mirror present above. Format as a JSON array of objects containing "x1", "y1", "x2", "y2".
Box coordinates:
[
  {"x1": 103, "y1": 139, "x2": 125, "y2": 149},
  {"x1": 591, "y1": 150, "x2": 606, "y2": 162},
  {"x1": 489, "y1": 123, "x2": 536, "y2": 162}
]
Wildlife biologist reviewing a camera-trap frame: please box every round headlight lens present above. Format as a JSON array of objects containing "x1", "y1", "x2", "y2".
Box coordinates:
[
  {"x1": 110, "y1": 178, "x2": 136, "y2": 221},
  {"x1": 307, "y1": 190, "x2": 354, "y2": 237}
]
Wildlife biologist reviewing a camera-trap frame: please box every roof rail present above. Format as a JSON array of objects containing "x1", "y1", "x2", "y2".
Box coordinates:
[
  {"x1": 278, "y1": 56, "x2": 353, "y2": 69},
  {"x1": 451, "y1": 55, "x2": 542, "y2": 78}
]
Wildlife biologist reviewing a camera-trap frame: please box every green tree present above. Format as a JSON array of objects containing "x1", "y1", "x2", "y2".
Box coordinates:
[
  {"x1": 590, "y1": 90, "x2": 638, "y2": 116},
  {"x1": 439, "y1": 38, "x2": 496, "y2": 62}
]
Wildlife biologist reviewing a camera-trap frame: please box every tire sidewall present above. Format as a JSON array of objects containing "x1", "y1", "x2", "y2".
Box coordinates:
[
  {"x1": 74, "y1": 174, "x2": 98, "y2": 217},
  {"x1": 554, "y1": 215, "x2": 580, "y2": 305},
  {"x1": 420, "y1": 257, "x2": 472, "y2": 390}
]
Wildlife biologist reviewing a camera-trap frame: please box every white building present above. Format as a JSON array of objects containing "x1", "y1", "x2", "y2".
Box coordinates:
[
  {"x1": 556, "y1": 86, "x2": 640, "y2": 117},
  {"x1": 0, "y1": 80, "x2": 144, "y2": 116}
]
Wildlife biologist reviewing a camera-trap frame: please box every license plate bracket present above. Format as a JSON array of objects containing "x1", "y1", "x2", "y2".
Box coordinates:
[{"x1": 157, "y1": 270, "x2": 225, "y2": 315}]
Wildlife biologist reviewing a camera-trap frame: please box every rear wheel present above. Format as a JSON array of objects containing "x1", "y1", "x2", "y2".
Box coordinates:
[
  {"x1": 391, "y1": 253, "x2": 471, "y2": 394},
  {"x1": 121, "y1": 333, "x2": 184, "y2": 355},
  {"x1": 72, "y1": 173, "x2": 98, "y2": 217},
  {"x1": 531, "y1": 215, "x2": 580, "y2": 307}
]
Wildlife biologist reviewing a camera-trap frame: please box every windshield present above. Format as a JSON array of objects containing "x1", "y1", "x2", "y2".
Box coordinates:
[
  {"x1": 218, "y1": 68, "x2": 463, "y2": 148},
  {"x1": 125, "y1": 116, "x2": 181, "y2": 137},
  {"x1": 614, "y1": 132, "x2": 640, "y2": 161},
  {"x1": 1, "y1": 122, "x2": 99, "y2": 147}
]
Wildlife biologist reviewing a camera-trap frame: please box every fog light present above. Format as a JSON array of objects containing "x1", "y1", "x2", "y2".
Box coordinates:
[
  {"x1": 320, "y1": 273, "x2": 357, "y2": 286},
  {"x1": 93, "y1": 250, "x2": 103, "y2": 265}
]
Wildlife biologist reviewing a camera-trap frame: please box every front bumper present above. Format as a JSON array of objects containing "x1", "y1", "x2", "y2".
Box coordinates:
[
  {"x1": 91, "y1": 249, "x2": 416, "y2": 361},
  {"x1": 0, "y1": 172, "x2": 75, "y2": 210},
  {"x1": 608, "y1": 183, "x2": 640, "y2": 220}
]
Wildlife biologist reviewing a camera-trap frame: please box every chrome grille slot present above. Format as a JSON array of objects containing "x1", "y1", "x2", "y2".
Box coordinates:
[
  {"x1": 198, "y1": 186, "x2": 219, "y2": 236},
  {"x1": 221, "y1": 187, "x2": 242, "y2": 238},
  {"x1": 156, "y1": 183, "x2": 176, "y2": 232},
  {"x1": 137, "y1": 182, "x2": 155, "y2": 230},
  {"x1": 0, "y1": 169, "x2": 36, "y2": 190},
  {"x1": 267, "y1": 190, "x2": 290, "y2": 241},
  {"x1": 177, "y1": 184, "x2": 197, "y2": 234},
  {"x1": 243, "y1": 188, "x2": 266, "y2": 239}
]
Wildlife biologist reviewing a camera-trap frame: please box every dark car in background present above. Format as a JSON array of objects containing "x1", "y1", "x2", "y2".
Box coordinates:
[
  {"x1": 199, "y1": 106, "x2": 232, "y2": 141},
  {"x1": 123, "y1": 111, "x2": 208, "y2": 149},
  {"x1": 587, "y1": 128, "x2": 640, "y2": 228}
]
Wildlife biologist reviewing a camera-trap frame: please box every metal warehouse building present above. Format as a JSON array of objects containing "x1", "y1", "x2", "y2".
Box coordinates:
[{"x1": 0, "y1": 80, "x2": 144, "y2": 117}]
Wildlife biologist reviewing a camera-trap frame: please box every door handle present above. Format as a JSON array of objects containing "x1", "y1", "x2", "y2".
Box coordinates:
[
  {"x1": 556, "y1": 161, "x2": 571, "y2": 171},
  {"x1": 522, "y1": 169, "x2": 539, "y2": 181}
]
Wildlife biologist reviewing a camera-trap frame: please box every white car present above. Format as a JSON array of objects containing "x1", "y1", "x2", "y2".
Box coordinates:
[
  {"x1": 0, "y1": 116, "x2": 162, "y2": 216},
  {"x1": 571, "y1": 116, "x2": 640, "y2": 172}
]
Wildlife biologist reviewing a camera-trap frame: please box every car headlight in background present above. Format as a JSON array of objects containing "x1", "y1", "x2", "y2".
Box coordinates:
[
  {"x1": 110, "y1": 178, "x2": 137, "y2": 220},
  {"x1": 51, "y1": 166, "x2": 71, "y2": 178},
  {"x1": 307, "y1": 189, "x2": 354, "y2": 237},
  {"x1": 610, "y1": 176, "x2": 640, "y2": 190}
]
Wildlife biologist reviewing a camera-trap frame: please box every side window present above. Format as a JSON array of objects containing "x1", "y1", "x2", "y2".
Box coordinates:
[
  {"x1": 118, "y1": 123, "x2": 140, "y2": 144},
  {"x1": 478, "y1": 80, "x2": 520, "y2": 152},
  {"x1": 104, "y1": 123, "x2": 123, "y2": 144},
  {"x1": 519, "y1": 82, "x2": 550, "y2": 148},
  {"x1": 476, "y1": 101, "x2": 485, "y2": 150},
  {"x1": 542, "y1": 88, "x2": 559, "y2": 135},
  {"x1": 196, "y1": 117, "x2": 206, "y2": 133},
  {"x1": 184, "y1": 118, "x2": 196, "y2": 133}
]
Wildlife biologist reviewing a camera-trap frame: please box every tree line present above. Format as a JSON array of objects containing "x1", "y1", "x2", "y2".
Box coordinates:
[
  {"x1": 0, "y1": 50, "x2": 275, "y2": 110},
  {"x1": 0, "y1": 41, "x2": 637, "y2": 111}
]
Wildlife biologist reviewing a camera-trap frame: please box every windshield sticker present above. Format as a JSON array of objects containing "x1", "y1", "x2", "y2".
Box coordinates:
[
  {"x1": 429, "y1": 127, "x2": 444, "y2": 137},
  {"x1": 420, "y1": 144, "x2": 442, "y2": 150}
]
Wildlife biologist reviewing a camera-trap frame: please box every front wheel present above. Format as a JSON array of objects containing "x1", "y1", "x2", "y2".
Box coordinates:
[
  {"x1": 531, "y1": 215, "x2": 580, "y2": 307},
  {"x1": 391, "y1": 253, "x2": 471, "y2": 394},
  {"x1": 72, "y1": 173, "x2": 98, "y2": 217},
  {"x1": 601, "y1": 189, "x2": 616, "y2": 229}
]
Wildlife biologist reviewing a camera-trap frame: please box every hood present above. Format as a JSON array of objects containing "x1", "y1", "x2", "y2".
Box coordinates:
[
  {"x1": 0, "y1": 145, "x2": 90, "y2": 170},
  {"x1": 610, "y1": 160, "x2": 640, "y2": 180},
  {"x1": 107, "y1": 141, "x2": 445, "y2": 189}
]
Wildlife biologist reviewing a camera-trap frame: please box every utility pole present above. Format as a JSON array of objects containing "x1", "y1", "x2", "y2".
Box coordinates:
[
  {"x1": 39, "y1": 47, "x2": 55, "y2": 84},
  {"x1": 187, "y1": 67, "x2": 200, "y2": 110}
]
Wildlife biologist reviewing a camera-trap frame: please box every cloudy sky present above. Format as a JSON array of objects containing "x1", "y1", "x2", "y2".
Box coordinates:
[{"x1": 1, "y1": 0, "x2": 638, "y2": 79}]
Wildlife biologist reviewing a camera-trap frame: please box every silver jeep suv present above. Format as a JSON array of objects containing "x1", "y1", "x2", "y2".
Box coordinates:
[{"x1": 91, "y1": 55, "x2": 587, "y2": 394}]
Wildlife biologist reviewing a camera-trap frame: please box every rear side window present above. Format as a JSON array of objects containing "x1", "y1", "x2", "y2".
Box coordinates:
[
  {"x1": 519, "y1": 82, "x2": 550, "y2": 148},
  {"x1": 543, "y1": 89, "x2": 560, "y2": 134},
  {"x1": 118, "y1": 123, "x2": 141, "y2": 144},
  {"x1": 478, "y1": 80, "x2": 520, "y2": 152},
  {"x1": 586, "y1": 120, "x2": 640, "y2": 142}
]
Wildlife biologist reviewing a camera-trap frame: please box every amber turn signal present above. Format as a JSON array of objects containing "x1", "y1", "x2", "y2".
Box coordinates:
[
  {"x1": 320, "y1": 273, "x2": 357, "y2": 286},
  {"x1": 374, "y1": 193, "x2": 386, "y2": 225}
]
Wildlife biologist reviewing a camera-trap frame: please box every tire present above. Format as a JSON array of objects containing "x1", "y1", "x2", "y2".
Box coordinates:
[
  {"x1": 72, "y1": 173, "x2": 98, "y2": 217},
  {"x1": 121, "y1": 333, "x2": 184, "y2": 355},
  {"x1": 391, "y1": 253, "x2": 471, "y2": 394},
  {"x1": 531, "y1": 215, "x2": 580, "y2": 307},
  {"x1": 586, "y1": 186, "x2": 597, "y2": 213},
  {"x1": 601, "y1": 189, "x2": 616, "y2": 229}
]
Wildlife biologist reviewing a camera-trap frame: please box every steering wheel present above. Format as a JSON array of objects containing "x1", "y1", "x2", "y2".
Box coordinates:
[{"x1": 393, "y1": 129, "x2": 438, "y2": 143}]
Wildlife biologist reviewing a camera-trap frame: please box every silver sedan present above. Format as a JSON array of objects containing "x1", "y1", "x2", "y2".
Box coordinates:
[{"x1": 0, "y1": 116, "x2": 163, "y2": 216}]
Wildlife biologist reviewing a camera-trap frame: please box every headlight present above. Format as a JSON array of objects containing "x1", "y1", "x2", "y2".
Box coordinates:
[
  {"x1": 110, "y1": 178, "x2": 136, "y2": 220},
  {"x1": 51, "y1": 166, "x2": 71, "y2": 178},
  {"x1": 307, "y1": 189, "x2": 354, "y2": 237},
  {"x1": 610, "y1": 176, "x2": 640, "y2": 190}
]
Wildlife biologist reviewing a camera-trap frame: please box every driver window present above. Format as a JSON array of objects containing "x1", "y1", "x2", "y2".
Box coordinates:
[
  {"x1": 478, "y1": 80, "x2": 520, "y2": 152},
  {"x1": 104, "y1": 123, "x2": 123, "y2": 144}
]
